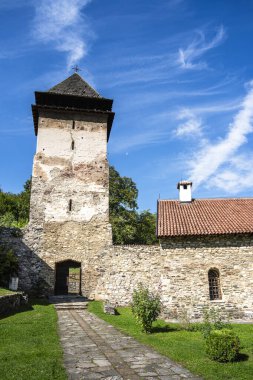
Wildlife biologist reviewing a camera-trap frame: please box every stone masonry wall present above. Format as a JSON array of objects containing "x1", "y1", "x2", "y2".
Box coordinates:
[
  {"x1": 1, "y1": 227, "x2": 253, "y2": 320},
  {"x1": 95, "y1": 234, "x2": 253, "y2": 321},
  {"x1": 38, "y1": 220, "x2": 112, "y2": 297},
  {"x1": 0, "y1": 222, "x2": 112, "y2": 298},
  {"x1": 0, "y1": 227, "x2": 43, "y2": 293}
]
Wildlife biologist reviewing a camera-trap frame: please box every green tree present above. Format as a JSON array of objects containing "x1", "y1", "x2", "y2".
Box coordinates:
[
  {"x1": 109, "y1": 166, "x2": 157, "y2": 244},
  {"x1": 17, "y1": 178, "x2": 31, "y2": 222},
  {"x1": 135, "y1": 211, "x2": 157, "y2": 245},
  {"x1": 109, "y1": 166, "x2": 138, "y2": 213},
  {"x1": 0, "y1": 178, "x2": 31, "y2": 228}
]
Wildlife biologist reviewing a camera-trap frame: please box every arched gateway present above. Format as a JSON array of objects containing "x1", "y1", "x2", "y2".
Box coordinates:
[{"x1": 55, "y1": 260, "x2": 81, "y2": 295}]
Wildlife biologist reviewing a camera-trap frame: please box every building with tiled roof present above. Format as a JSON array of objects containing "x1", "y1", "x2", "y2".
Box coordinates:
[
  {"x1": 154, "y1": 181, "x2": 253, "y2": 320},
  {"x1": 4, "y1": 73, "x2": 252, "y2": 323},
  {"x1": 157, "y1": 197, "x2": 253, "y2": 237}
]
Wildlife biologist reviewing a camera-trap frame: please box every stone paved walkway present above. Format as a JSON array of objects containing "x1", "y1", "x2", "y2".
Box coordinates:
[{"x1": 57, "y1": 308, "x2": 202, "y2": 380}]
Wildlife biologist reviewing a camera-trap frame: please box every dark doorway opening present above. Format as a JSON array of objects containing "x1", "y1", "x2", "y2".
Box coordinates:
[{"x1": 55, "y1": 260, "x2": 81, "y2": 295}]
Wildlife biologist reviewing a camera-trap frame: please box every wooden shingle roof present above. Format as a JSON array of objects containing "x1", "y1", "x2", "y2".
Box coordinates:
[
  {"x1": 32, "y1": 73, "x2": 114, "y2": 140},
  {"x1": 49, "y1": 73, "x2": 100, "y2": 98}
]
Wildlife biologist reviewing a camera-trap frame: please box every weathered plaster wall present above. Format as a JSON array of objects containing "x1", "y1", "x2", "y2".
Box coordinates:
[
  {"x1": 20, "y1": 108, "x2": 112, "y2": 296},
  {"x1": 30, "y1": 110, "x2": 109, "y2": 226},
  {"x1": 94, "y1": 235, "x2": 253, "y2": 321}
]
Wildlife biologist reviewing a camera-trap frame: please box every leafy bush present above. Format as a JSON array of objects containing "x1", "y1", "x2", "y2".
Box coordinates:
[
  {"x1": 178, "y1": 308, "x2": 202, "y2": 332},
  {"x1": 0, "y1": 248, "x2": 19, "y2": 286},
  {"x1": 0, "y1": 212, "x2": 17, "y2": 227},
  {"x1": 131, "y1": 283, "x2": 161, "y2": 333},
  {"x1": 201, "y1": 307, "x2": 232, "y2": 338},
  {"x1": 206, "y1": 329, "x2": 240, "y2": 362}
]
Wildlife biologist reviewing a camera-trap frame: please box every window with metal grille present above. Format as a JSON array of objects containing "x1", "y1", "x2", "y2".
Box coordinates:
[{"x1": 208, "y1": 269, "x2": 222, "y2": 300}]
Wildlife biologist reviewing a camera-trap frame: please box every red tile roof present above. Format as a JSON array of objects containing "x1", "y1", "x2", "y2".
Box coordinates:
[{"x1": 157, "y1": 198, "x2": 253, "y2": 237}]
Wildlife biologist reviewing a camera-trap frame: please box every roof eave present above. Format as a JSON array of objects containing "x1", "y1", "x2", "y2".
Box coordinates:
[
  {"x1": 157, "y1": 231, "x2": 253, "y2": 238},
  {"x1": 32, "y1": 104, "x2": 115, "y2": 141}
]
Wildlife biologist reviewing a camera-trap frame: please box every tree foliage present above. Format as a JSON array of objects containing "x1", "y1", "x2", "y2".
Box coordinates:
[
  {"x1": 109, "y1": 166, "x2": 157, "y2": 244},
  {"x1": 0, "y1": 179, "x2": 31, "y2": 228}
]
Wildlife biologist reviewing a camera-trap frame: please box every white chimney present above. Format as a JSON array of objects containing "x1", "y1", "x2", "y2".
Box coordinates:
[{"x1": 177, "y1": 181, "x2": 192, "y2": 202}]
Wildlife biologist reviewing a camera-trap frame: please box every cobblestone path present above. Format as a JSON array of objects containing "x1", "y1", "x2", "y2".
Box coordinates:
[{"x1": 57, "y1": 309, "x2": 202, "y2": 380}]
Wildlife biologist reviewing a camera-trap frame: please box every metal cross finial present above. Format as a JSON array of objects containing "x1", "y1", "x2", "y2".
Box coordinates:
[{"x1": 72, "y1": 65, "x2": 81, "y2": 73}]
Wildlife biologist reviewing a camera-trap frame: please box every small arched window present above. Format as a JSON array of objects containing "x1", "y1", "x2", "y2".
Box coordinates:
[
  {"x1": 68, "y1": 199, "x2": 72, "y2": 212},
  {"x1": 71, "y1": 140, "x2": 75, "y2": 150},
  {"x1": 208, "y1": 268, "x2": 222, "y2": 300}
]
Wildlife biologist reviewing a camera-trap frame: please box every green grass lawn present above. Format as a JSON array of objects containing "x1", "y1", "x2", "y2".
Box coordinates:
[
  {"x1": 0, "y1": 299, "x2": 67, "y2": 380},
  {"x1": 0, "y1": 287, "x2": 17, "y2": 296},
  {"x1": 88, "y1": 301, "x2": 253, "y2": 380}
]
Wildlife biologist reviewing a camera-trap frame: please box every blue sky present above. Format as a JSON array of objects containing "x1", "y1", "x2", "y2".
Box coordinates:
[{"x1": 1, "y1": 0, "x2": 253, "y2": 212}]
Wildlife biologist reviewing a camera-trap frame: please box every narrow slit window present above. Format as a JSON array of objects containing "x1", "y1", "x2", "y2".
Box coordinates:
[
  {"x1": 208, "y1": 269, "x2": 222, "y2": 300},
  {"x1": 71, "y1": 140, "x2": 75, "y2": 150},
  {"x1": 72, "y1": 120, "x2": 75, "y2": 129},
  {"x1": 68, "y1": 199, "x2": 72, "y2": 212}
]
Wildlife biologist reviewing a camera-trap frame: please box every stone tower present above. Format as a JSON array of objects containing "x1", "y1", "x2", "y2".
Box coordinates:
[{"x1": 29, "y1": 73, "x2": 114, "y2": 296}]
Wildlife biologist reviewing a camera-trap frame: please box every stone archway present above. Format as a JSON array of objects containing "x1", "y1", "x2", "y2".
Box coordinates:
[{"x1": 55, "y1": 260, "x2": 81, "y2": 295}]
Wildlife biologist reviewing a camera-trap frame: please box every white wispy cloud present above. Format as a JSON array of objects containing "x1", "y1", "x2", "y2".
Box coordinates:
[
  {"x1": 32, "y1": 0, "x2": 93, "y2": 69},
  {"x1": 175, "y1": 109, "x2": 203, "y2": 137},
  {"x1": 177, "y1": 25, "x2": 226, "y2": 70},
  {"x1": 211, "y1": 154, "x2": 253, "y2": 193},
  {"x1": 188, "y1": 81, "x2": 253, "y2": 188},
  {"x1": 173, "y1": 98, "x2": 241, "y2": 138}
]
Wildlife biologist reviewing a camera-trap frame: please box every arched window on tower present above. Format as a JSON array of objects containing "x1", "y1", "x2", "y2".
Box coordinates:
[{"x1": 208, "y1": 268, "x2": 222, "y2": 300}]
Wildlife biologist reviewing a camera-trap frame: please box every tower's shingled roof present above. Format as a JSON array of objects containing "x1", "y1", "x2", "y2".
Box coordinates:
[
  {"x1": 49, "y1": 73, "x2": 100, "y2": 98},
  {"x1": 157, "y1": 198, "x2": 253, "y2": 237},
  {"x1": 32, "y1": 73, "x2": 114, "y2": 140}
]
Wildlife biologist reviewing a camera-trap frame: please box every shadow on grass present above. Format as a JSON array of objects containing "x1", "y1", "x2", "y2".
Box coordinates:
[
  {"x1": 0, "y1": 303, "x2": 33, "y2": 320},
  {"x1": 236, "y1": 353, "x2": 249, "y2": 362},
  {"x1": 30, "y1": 297, "x2": 51, "y2": 306},
  {"x1": 0, "y1": 297, "x2": 51, "y2": 320},
  {"x1": 151, "y1": 324, "x2": 180, "y2": 333}
]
